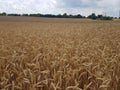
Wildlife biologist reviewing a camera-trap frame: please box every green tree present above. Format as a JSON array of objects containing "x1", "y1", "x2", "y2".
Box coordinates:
[
  {"x1": 101, "y1": 16, "x2": 113, "y2": 20},
  {"x1": 88, "y1": 13, "x2": 97, "y2": 19},
  {"x1": 0, "y1": 12, "x2": 7, "y2": 16},
  {"x1": 63, "y1": 13, "x2": 68, "y2": 18}
]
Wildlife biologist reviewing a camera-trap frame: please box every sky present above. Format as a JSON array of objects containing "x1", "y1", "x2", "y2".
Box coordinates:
[{"x1": 0, "y1": 0, "x2": 120, "y2": 17}]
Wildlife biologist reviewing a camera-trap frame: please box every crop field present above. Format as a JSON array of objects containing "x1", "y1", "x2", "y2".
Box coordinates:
[{"x1": 0, "y1": 16, "x2": 120, "y2": 90}]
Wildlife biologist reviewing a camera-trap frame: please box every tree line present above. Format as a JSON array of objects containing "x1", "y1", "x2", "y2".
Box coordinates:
[{"x1": 0, "y1": 12, "x2": 117, "y2": 20}]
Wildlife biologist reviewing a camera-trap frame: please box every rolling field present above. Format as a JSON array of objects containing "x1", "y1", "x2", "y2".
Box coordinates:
[{"x1": 0, "y1": 16, "x2": 120, "y2": 90}]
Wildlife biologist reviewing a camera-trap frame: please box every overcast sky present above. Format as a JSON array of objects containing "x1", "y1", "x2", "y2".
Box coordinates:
[{"x1": 0, "y1": 0, "x2": 120, "y2": 17}]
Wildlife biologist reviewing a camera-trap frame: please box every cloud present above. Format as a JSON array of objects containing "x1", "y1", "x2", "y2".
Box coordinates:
[
  {"x1": 55, "y1": 0, "x2": 120, "y2": 16},
  {"x1": 0, "y1": 0, "x2": 120, "y2": 17},
  {"x1": 55, "y1": 0, "x2": 99, "y2": 8},
  {"x1": 0, "y1": 0, "x2": 56, "y2": 13}
]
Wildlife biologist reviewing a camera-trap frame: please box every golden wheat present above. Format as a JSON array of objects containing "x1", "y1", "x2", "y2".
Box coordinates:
[{"x1": 0, "y1": 16, "x2": 120, "y2": 90}]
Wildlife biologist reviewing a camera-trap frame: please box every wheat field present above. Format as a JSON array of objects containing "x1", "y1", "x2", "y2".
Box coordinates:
[{"x1": 0, "y1": 16, "x2": 120, "y2": 90}]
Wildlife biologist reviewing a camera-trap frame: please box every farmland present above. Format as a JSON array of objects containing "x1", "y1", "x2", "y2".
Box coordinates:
[{"x1": 0, "y1": 16, "x2": 120, "y2": 90}]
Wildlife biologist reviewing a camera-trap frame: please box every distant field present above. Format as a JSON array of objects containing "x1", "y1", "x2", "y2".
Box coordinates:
[{"x1": 0, "y1": 16, "x2": 120, "y2": 90}]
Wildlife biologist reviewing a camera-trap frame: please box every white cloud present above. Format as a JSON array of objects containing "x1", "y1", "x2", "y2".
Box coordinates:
[{"x1": 0, "y1": 0, "x2": 119, "y2": 17}]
